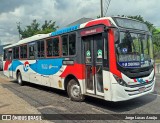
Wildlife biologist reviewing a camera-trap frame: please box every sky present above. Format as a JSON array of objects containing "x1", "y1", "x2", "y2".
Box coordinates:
[{"x1": 0, "y1": 0, "x2": 159, "y2": 45}]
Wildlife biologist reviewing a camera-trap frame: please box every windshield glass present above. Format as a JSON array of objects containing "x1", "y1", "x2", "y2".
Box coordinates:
[
  {"x1": 116, "y1": 31, "x2": 154, "y2": 68},
  {"x1": 113, "y1": 17, "x2": 149, "y2": 31}
]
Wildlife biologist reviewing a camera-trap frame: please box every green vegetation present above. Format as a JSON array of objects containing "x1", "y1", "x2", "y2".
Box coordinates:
[
  {"x1": 154, "y1": 28, "x2": 160, "y2": 34},
  {"x1": 17, "y1": 19, "x2": 58, "y2": 39},
  {"x1": 155, "y1": 59, "x2": 160, "y2": 63}
]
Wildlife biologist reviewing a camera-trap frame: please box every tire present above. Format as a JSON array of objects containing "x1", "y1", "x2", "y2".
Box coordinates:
[
  {"x1": 67, "y1": 79, "x2": 85, "y2": 101},
  {"x1": 17, "y1": 72, "x2": 23, "y2": 86}
]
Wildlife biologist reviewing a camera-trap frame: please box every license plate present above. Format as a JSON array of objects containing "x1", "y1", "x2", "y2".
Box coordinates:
[{"x1": 139, "y1": 87, "x2": 146, "y2": 93}]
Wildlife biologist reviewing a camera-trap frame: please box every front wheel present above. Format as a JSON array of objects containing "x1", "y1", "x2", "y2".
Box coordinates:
[
  {"x1": 67, "y1": 79, "x2": 85, "y2": 102},
  {"x1": 17, "y1": 72, "x2": 24, "y2": 86}
]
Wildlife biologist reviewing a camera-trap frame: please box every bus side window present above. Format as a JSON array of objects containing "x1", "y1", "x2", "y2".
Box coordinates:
[
  {"x1": 69, "y1": 33, "x2": 76, "y2": 55},
  {"x1": 23, "y1": 45, "x2": 27, "y2": 58},
  {"x1": 46, "y1": 39, "x2": 53, "y2": 57},
  {"x1": 62, "y1": 33, "x2": 76, "y2": 56},
  {"x1": 62, "y1": 35, "x2": 68, "y2": 56},
  {"x1": 13, "y1": 47, "x2": 19, "y2": 59},
  {"x1": 46, "y1": 38, "x2": 60, "y2": 57},
  {"x1": 29, "y1": 45, "x2": 35, "y2": 59},
  {"x1": 52, "y1": 38, "x2": 59, "y2": 56},
  {"x1": 7, "y1": 49, "x2": 12, "y2": 61},
  {"x1": 3, "y1": 50, "x2": 7, "y2": 61},
  {"x1": 20, "y1": 46, "x2": 23, "y2": 58},
  {"x1": 41, "y1": 41, "x2": 44, "y2": 57},
  {"x1": 20, "y1": 45, "x2": 27, "y2": 59},
  {"x1": 37, "y1": 40, "x2": 44, "y2": 58}
]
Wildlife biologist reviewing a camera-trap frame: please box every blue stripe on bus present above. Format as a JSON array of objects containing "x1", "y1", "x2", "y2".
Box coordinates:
[
  {"x1": 9, "y1": 58, "x2": 64, "y2": 76},
  {"x1": 51, "y1": 24, "x2": 80, "y2": 36},
  {"x1": 9, "y1": 60, "x2": 23, "y2": 71},
  {"x1": 30, "y1": 59, "x2": 64, "y2": 75}
]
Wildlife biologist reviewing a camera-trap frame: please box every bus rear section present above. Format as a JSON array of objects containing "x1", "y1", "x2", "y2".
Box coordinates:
[{"x1": 3, "y1": 48, "x2": 13, "y2": 78}]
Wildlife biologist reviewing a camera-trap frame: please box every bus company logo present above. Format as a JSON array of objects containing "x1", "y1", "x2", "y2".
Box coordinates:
[
  {"x1": 134, "y1": 78, "x2": 149, "y2": 84},
  {"x1": 122, "y1": 48, "x2": 128, "y2": 53},
  {"x1": 23, "y1": 61, "x2": 29, "y2": 72}
]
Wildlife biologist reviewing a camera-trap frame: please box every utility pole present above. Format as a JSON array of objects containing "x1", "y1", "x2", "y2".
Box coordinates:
[
  {"x1": 16, "y1": 22, "x2": 21, "y2": 40},
  {"x1": 100, "y1": 0, "x2": 103, "y2": 17}
]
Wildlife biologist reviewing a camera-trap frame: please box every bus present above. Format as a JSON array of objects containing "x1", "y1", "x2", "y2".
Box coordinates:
[{"x1": 3, "y1": 17, "x2": 155, "y2": 102}]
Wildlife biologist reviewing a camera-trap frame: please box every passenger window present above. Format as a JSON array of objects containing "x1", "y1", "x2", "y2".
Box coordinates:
[
  {"x1": 29, "y1": 42, "x2": 36, "y2": 59},
  {"x1": 37, "y1": 40, "x2": 44, "y2": 58},
  {"x1": 52, "y1": 38, "x2": 59, "y2": 56},
  {"x1": 46, "y1": 39, "x2": 52, "y2": 57},
  {"x1": 62, "y1": 33, "x2": 76, "y2": 56},
  {"x1": 69, "y1": 33, "x2": 76, "y2": 55},
  {"x1": 62, "y1": 35, "x2": 68, "y2": 56},
  {"x1": 41, "y1": 41, "x2": 44, "y2": 57},
  {"x1": 13, "y1": 47, "x2": 19, "y2": 59},
  {"x1": 23, "y1": 45, "x2": 27, "y2": 58},
  {"x1": 46, "y1": 37, "x2": 60, "y2": 57},
  {"x1": 3, "y1": 50, "x2": 7, "y2": 60},
  {"x1": 7, "y1": 50, "x2": 12, "y2": 60},
  {"x1": 20, "y1": 45, "x2": 27, "y2": 59}
]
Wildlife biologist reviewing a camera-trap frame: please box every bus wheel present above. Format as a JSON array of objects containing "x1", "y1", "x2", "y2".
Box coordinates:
[
  {"x1": 67, "y1": 79, "x2": 85, "y2": 101},
  {"x1": 17, "y1": 72, "x2": 23, "y2": 86}
]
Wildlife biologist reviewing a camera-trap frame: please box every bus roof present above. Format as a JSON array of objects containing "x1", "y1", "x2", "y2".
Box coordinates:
[
  {"x1": 3, "y1": 33, "x2": 50, "y2": 49},
  {"x1": 4, "y1": 17, "x2": 111, "y2": 49},
  {"x1": 3, "y1": 16, "x2": 148, "y2": 49}
]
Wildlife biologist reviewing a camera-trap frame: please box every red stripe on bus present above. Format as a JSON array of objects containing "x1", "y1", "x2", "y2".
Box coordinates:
[
  {"x1": 60, "y1": 63, "x2": 85, "y2": 79},
  {"x1": 85, "y1": 19, "x2": 111, "y2": 27},
  {"x1": 4, "y1": 60, "x2": 11, "y2": 71},
  {"x1": 108, "y1": 30, "x2": 122, "y2": 78}
]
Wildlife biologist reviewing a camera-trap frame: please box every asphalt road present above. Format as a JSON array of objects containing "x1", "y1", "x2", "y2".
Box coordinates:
[{"x1": 0, "y1": 71, "x2": 160, "y2": 123}]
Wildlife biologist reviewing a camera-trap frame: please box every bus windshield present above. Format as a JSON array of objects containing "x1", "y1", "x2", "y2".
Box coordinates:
[{"x1": 116, "y1": 31, "x2": 154, "y2": 68}]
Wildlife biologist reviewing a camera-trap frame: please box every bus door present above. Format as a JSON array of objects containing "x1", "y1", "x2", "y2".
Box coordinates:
[
  {"x1": 7, "y1": 49, "x2": 13, "y2": 78},
  {"x1": 83, "y1": 34, "x2": 104, "y2": 96}
]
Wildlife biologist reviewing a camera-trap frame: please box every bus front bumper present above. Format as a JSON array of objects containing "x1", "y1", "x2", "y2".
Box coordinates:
[{"x1": 110, "y1": 78, "x2": 155, "y2": 102}]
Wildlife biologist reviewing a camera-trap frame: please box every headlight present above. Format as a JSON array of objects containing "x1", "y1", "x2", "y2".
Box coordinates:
[{"x1": 113, "y1": 75, "x2": 128, "y2": 87}]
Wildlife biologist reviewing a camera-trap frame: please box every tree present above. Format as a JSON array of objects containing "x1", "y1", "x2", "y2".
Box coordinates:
[
  {"x1": 38, "y1": 20, "x2": 58, "y2": 34},
  {"x1": 17, "y1": 19, "x2": 58, "y2": 39}
]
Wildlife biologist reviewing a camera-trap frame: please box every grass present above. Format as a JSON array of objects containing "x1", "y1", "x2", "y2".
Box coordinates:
[{"x1": 155, "y1": 59, "x2": 160, "y2": 63}]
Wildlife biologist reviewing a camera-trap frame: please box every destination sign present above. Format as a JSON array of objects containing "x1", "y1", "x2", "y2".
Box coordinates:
[
  {"x1": 80, "y1": 27, "x2": 103, "y2": 36},
  {"x1": 118, "y1": 61, "x2": 141, "y2": 68}
]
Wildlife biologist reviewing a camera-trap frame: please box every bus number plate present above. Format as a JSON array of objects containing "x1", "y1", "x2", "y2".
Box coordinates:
[{"x1": 139, "y1": 87, "x2": 146, "y2": 93}]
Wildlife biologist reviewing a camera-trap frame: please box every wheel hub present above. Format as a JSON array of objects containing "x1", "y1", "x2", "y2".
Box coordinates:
[
  {"x1": 71, "y1": 84, "x2": 80, "y2": 98},
  {"x1": 18, "y1": 76, "x2": 21, "y2": 83}
]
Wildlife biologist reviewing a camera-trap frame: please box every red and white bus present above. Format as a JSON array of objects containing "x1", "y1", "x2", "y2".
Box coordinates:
[{"x1": 3, "y1": 17, "x2": 155, "y2": 102}]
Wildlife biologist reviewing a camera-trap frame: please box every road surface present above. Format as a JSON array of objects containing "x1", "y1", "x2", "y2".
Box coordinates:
[{"x1": 0, "y1": 71, "x2": 160, "y2": 123}]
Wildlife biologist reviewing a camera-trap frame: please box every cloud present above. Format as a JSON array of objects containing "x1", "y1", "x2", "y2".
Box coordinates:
[
  {"x1": 107, "y1": 0, "x2": 160, "y2": 25},
  {"x1": 0, "y1": 0, "x2": 159, "y2": 45},
  {"x1": 0, "y1": 0, "x2": 37, "y2": 14}
]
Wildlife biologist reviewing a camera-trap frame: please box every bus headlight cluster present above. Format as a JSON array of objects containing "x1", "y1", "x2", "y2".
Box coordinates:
[{"x1": 113, "y1": 75, "x2": 128, "y2": 87}]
